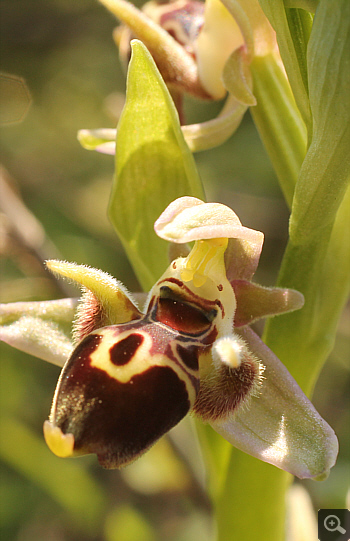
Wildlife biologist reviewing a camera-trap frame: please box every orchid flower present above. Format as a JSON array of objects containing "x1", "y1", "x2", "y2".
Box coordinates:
[
  {"x1": 78, "y1": 0, "x2": 279, "y2": 153},
  {"x1": 1, "y1": 197, "x2": 338, "y2": 480}
]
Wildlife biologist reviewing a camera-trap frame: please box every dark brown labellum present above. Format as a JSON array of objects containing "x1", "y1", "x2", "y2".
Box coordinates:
[{"x1": 47, "y1": 306, "x2": 208, "y2": 467}]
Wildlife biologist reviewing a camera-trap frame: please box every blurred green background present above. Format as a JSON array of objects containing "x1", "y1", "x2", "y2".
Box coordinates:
[{"x1": 0, "y1": 1, "x2": 349, "y2": 539}]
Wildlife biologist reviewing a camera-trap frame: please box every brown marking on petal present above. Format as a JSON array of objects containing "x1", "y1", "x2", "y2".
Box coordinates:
[
  {"x1": 193, "y1": 354, "x2": 262, "y2": 421},
  {"x1": 109, "y1": 333, "x2": 144, "y2": 366},
  {"x1": 159, "y1": 276, "x2": 186, "y2": 288},
  {"x1": 66, "y1": 331, "x2": 102, "y2": 367},
  {"x1": 83, "y1": 323, "x2": 198, "y2": 406},
  {"x1": 158, "y1": 277, "x2": 225, "y2": 318},
  {"x1": 162, "y1": 340, "x2": 200, "y2": 395},
  {"x1": 201, "y1": 326, "x2": 218, "y2": 345},
  {"x1": 147, "y1": 295, "x2": 157, "y2": 312},
  {"x1": 156, "y1": 296, "x2": 213, "y2": 334},
  {"x1": 51, "y1": 361, "x2": 191, "y2": 469},
  {"x1": 176, "y1": 343, "x2": 199, "y2": 371}
]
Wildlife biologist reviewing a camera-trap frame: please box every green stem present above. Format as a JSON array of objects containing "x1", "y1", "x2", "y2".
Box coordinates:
[
  {"x1": 250, "y1": 54, "x2": 307, "y2": 207},
  {"x1": 215, "y1": 450, "x2": 291, "y2": 541},
  {"x1": 197, "y1": 422, "x2": 290, "y2": 541}
]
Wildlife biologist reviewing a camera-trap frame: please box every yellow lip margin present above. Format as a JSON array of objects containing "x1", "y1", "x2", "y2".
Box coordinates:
[{"x1": 43, "y1": 420, "x2": 75, "y2": 458}]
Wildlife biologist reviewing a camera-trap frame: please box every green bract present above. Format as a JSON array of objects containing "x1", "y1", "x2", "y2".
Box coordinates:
[{"x1": 109, "y1": 40, "x2": 204, "y2": 291}]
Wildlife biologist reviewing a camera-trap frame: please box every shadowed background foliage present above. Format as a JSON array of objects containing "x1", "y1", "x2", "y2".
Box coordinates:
[{"x1": 0, "y1": 1, "x2": 349, "y2": 540}]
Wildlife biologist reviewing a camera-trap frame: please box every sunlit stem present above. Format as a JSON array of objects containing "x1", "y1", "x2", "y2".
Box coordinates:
[
  {"x1": 181, "y1": 238, "x2": 228, "y2": 287},
  {"x1": 250, "y1": 53, "x2": 307, "y2": 208}
]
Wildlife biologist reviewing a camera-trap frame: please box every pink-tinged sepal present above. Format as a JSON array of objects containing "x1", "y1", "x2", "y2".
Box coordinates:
[
  {"x1": 232, "y1": 280, "x2": 304, "y2": 327},
  {"x1": 209, "y1": 327, "x2": 338, "y2": 480},
  {"x1": 154, "y1": 196, "x2": 263, "y2": 249},
  {"x1": 155, "y1": 196, "x2": 264, "y2": 284}
]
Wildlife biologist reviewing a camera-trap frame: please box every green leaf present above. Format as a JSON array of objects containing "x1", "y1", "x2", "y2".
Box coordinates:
[
  {"x1": 289, "y1": 0, "x2": 350, "y2": 244},
  {"x1": 258, "y1": 0, "x2": 312, "y2": 131},
  {"x1": 108, "y1": 40, "x2": 204, "y2": 291},
  {"x1": 285, "y1": 7, "x2": 313, "y2": 109},
  {"x1": 284, "y1": 0, "x2": 318, "y2": 10}
]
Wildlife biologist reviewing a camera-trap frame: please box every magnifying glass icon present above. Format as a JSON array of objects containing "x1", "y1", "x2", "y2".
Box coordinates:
[{"x1": 324, "y1": 514, "x2": 346, "y2": 534}]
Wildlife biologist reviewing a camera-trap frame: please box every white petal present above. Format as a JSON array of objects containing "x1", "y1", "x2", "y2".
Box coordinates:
[{"x1": 154, "y1": 197, "x2": 263, "y2": 247}]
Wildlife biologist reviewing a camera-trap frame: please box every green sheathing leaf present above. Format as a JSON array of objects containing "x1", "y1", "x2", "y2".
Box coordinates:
[
  {"x1": 109, "y1": 40, "x2": 204, "y2": 291},
  {"x1": 264, "y1": 0, "x2": 349, "y2": 385},
  {"x1": 285, "y1": 8, "x2": 313, "y2": 109},
  {"x1": 258, "y1": 0, "x2": 312, "y2": 131},
  {"x1": 289, "y1": 0, "x2": 350, "y2": 244},
  {"x1": 254, "y1": 1, "x2": 350, "y2": 397}
]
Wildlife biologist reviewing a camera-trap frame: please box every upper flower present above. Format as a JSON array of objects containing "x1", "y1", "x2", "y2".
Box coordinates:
[
  {"x1": 79, "y1": 0, "x2": 279, "y2": 154},
  {"x1": 106, "y1": 0, "x2": 276, "y2": 101}
]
